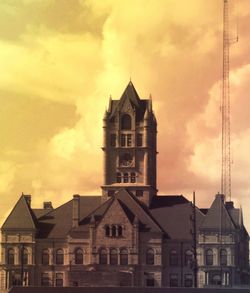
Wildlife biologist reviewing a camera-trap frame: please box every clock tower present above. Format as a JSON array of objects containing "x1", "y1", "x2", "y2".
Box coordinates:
[{"x1": 101, "y1": 82, "x2": 157, "y2": 206}]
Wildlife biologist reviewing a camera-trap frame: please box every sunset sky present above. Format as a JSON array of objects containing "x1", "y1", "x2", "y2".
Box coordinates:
[{"x1": 1, "y1": 0, "x2": 250, "y2": 231}]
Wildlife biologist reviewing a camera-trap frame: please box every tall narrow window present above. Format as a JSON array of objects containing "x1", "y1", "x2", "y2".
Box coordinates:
[
  {"x1": 118, "y1": 225, "x2": 123, "y2": 237},
  {"x1": 137, "y1": 133, "x2": 143, "y2": 146},
  {"x1": 7, "y1": 248, "x2": 15, "y2": 265},
  {"x1": 131, "y1": 172, "x2": 136, "y2": 183},
  {"x1": 116, "y1": 173, "x2": 122, "y2": 183},
  {"x1": 205, "y1": 249, "x2": 213, "y2": 266},
  {"x1": 112, "y1": 225, "x2": 116, "y2": 237},
  {"x1": 41, "y1": 273, "x2": 50, "y2": 286},
  {"x1": 22, "y1": 248, "x2": 28, "y2": 265},
  {"x1": 170, "y1": 250, "x2": 178, "y2": 266},
  {"x1": 170, "y1": 274, "x2": 178, "y2": 287},
  {"x1": 127, "y1": 134, "x2": 132, "y2": 146},
  {"x1": 184, "y1": 274, "x2": 193, "y2": 287},
  {"x1": 121, "y1": 134, "x2": 126, "y2": 146},
  {"x1": 99, "y1": 249, "x2": 107, "y2": 264},
  {"x1": 146, "y1": 248, "x2": 154, "y2": 265},
  {"x1": 110, "y1": 134, "x2": 116, "y2": 147},
  {"x1": 121, "y1": 114, "x2": 132, "y2": 130},
  {"x1": 120, "y1": 248, "x2": 128, "y2": 265},
  {"x1": 56, "y1": 249, "x2": 64, "y2": 265},
  {"x1": 110, "y1": 249, "x2": 118, "y2": 265},
  {"x1": 75, "y1": 248, "x2": 83, "y2": 264},
  {"x1": 220, "y1": 249, "x2": 227, "y2": 266},
  {"x1": 105, "y1": 225, "x2": 110, "y2": 237},
  {"x1": 124, "y1": 173, "x2": 129, "y2": 183},
  {"x1": 42, "y1": 249, "x2": 49, "y2": 265},
  {"x1": 55, "y1": 273, "x2": 63, "y2": 287},
  {"x1": 184, "y1": 250, "x2": 193, "y2": 266}
]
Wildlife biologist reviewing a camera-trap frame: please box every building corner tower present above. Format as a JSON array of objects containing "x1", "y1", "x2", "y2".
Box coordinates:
[{"x1": 101, "y1": 81, "x2": 157, "y2": 206}]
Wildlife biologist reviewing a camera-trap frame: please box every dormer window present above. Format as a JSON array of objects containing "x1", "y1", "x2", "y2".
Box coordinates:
[{"x1": 121, "y1": 114, "x2": 132, "y2": 130}]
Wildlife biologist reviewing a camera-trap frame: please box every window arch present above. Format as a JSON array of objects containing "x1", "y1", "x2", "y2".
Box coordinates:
[
  {"x1": 99, "y1": 248, "x2": 107, "y2": 264},
  {"x1": 205, "y1": 249, "x2": 213, "y2": 266},
  {"x1": 220, "y1": 249, "x2": 227, "y2": 266},
  {"x1": 120, "y1": 248, "x2": 128, "y2": 265},
  {"x1": 75, "y1": 248, "x2": 83, "y2": 264},
  {"x1": 22, "y1": 248, "x2": 28, "y2": 265},
  {"x1": 184, "y1": 250, "x2": 193, "y2": 266},
  {"x1": 116, "y1": 172, "x2": 122, "y2": 183},
  {"x1": 146, "y1": 248, "x2": 155, "y2": 265},
  {"x1": 170, "y1": 250, "x2": 178, "y2": 266},
  {"x1": 56, "y1": 249, "x2": 64, "y2": 265},
  {"x1": 121, "y1": 114, "x2": 132, "y2": 130},
  {"x1": 118, "y1": 225, "x2": 123, "y2": 237},
  {"x1": 110, "y1": 248, "x2": 118, "y2": 265},
  {"x1": 42, "y1": 249, "x2": 49, "y2": 265},
  {"x1": 7, "y1": 248, "x2": 15, "y2": 265},
  {"x1": 131, "y1": 172, "x2": 136, "y2": 183}
]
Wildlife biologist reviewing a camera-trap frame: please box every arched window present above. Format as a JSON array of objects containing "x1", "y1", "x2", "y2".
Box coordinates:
[
  {"x1": 121, "y1": 114, "x2": 132, "y2": 130},
  {"x1": 105, "y1": 225, "x2": 110, "y2": 237},
  {"x1": 120, "y1": 248, "x2": 128, "y2": 265},
  {"x1": 75, "y1": 248, "x2": 83, "y2": 264},
  {"x1": 99, "y1": 248, "x2": 107, "y2": 264},
  {"x1": 56, "y1": 249, "x2": 64, "y2": 265},
  {"x1": 170, "y1": 250, "x2": 178, "y2": 266},
  {"x1": 211, "y1": 274, "x2": 221, "y2": 286},
  {"x1": 146, "y1": 248, "x2": 154, "y2": 265},
  {"x1": 112, "y1": 225, "x2": 116, "y2": 237},
  {"x1": 124, "y1": 173, "x2": 129, "y2": 183},
  {"x1": 118, "y1": 225, "x2": 123, "y2": 237},
  {"x1": 42, "y1": 249, "x2": 49, "y2": 265},
  {"x1": 7, "y1": 248, "x2": 15, "y2": 265},
  {"x1": 131, "y1": 172, "x2": 136, "y2": 183},
  {"x1": 116, "y1": 173, "x2": 122, "y2": 183},
  {"x1": 205, "y1": 249, "x2": 213, "y2": 266},
  {"x1": 220, "y1": 249, "x2": 227, "y2": 266},
  {"x1": 22, "y1": 248, "x2": 28, "y2": 265},
  {"x1": 184, "y1": 250, "x2": 193, "y2": 266},
  {"x1": 110, "y1": 249, "x2": 118, "y2": 265}
]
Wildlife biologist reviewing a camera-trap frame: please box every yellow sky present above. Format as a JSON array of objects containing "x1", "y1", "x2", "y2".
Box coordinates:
[{"x1": 1, "y1": 0, "x2": 250, "y2": 231}]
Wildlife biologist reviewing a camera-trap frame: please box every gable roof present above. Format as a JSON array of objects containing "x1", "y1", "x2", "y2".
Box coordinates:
[
  {"x1": 200, "y1": 194, "x2": 236, "y2": 231},
  {"x1": 150, "y1": 195, "x2": 204, "y2": 240},
  {"x1": 37, "y1": 196, "x2": 101, "y2": 238},
  {"x1": 1, "y1": 195, "x2": 37, "y2": 230},
  {"x1": 108, "y1": 82, "x2": 150, "y2": 122}
]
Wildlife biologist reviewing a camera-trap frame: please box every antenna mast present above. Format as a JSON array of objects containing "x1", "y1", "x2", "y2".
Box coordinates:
[{"x1": 221, "y1": 0, "x2": 231, "y2": 200}]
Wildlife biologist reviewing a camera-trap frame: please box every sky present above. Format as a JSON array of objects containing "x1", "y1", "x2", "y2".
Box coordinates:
[{"x1": 1, "y1": 0, "x2": 250, "y2": 231}]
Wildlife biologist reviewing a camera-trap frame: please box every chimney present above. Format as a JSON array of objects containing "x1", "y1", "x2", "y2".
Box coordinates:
[
  {"x1": 72, "y1": 194, "x2": 80, "y2": 228},
  {"x1": 43, "y1": 201, "x2": 53, "y2": 210},
  {"x1": 226, "y1": 201, "x2": 234, "y2": 210},
  {"x1": 23, "y1": 194, "x2": 31, "y2": 207}
]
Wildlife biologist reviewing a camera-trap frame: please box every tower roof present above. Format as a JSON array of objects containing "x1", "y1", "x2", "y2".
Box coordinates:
[
  {"x1": 108, "y1": 82, "x2": 152, "y2": 122},
  {"x1": 1, "y1": 194, "x2": 37, "y2": 230},
  {"x1": 200, "y1": 194, "x2": 236, "y2": 231}
]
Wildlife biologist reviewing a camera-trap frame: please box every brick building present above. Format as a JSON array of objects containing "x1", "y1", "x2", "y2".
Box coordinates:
[{"x1": 0, "y1": 82, "x2": 249, "y2": 292}]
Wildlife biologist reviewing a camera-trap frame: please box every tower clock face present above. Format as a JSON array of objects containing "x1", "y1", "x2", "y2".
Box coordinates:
[{"x1": 120, "y1": 153, "x2": 133, "y2": 167}]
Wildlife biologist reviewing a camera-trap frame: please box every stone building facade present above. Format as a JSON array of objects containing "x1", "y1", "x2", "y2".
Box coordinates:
[{"x1": 0, "y1": 82, "x2": 249, "y2": 292}]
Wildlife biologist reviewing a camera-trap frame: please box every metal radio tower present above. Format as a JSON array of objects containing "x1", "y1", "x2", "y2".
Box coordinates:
[
  {"x1": 221, "y1": 0, "x2": 238, "y2": 201},
  {"x1": 221, "y1": 0, "x2": 231, "y2": 200}
]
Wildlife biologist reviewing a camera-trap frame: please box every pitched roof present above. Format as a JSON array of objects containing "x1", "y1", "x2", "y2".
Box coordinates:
[
  {"x1": 37, "y1": 196, "x2": 101, "y2": 238},
  {"x1": 150, "y1": 195, "x2": 204, "y2": 240},
  {"x1": 1, "y1": 195, "x2": 37, "y2": 230},
  {"x1": 108, "y1": 82, "x2": 150, "y2": 122},
  {"x1": 200, "y1": 194, "x2": 236, "y2": 231},
  {"x1": 73, "y1": 189, "x2": 166, "y2": 236}
]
